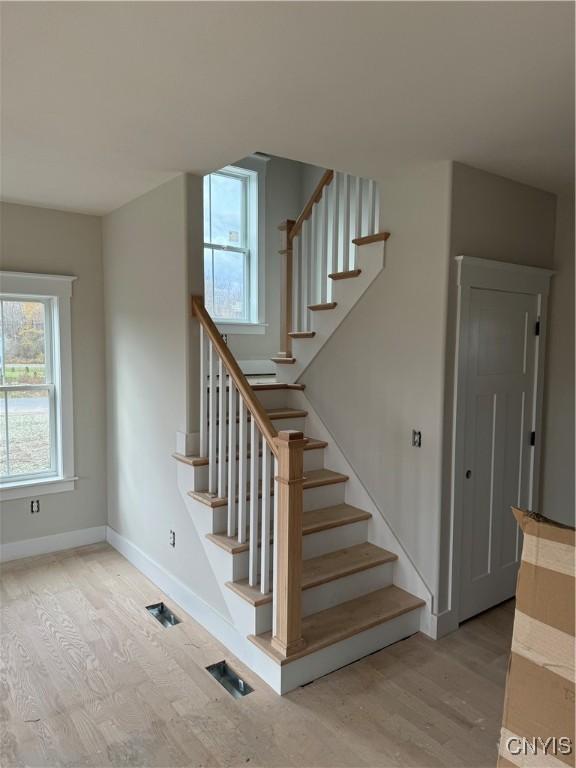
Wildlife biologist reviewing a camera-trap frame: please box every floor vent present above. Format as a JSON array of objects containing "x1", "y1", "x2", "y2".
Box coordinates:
[
  {"x1": 146, "y1": 602, "x2": 181, "y2": 627},
  {"x1": 206, "y1": 660, "x2": 253, "y2": 698}
]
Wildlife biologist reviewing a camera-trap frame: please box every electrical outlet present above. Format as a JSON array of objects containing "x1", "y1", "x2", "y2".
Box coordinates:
[
  {"x1": 169, "y1": 530, "x2": 176, "y2": 548},
  {"x1": 412, "y1": 430, "x2": 422, "y2": 448},
  {"x1": 30, "y1": 499, "x2": 40, "y2": 514}
]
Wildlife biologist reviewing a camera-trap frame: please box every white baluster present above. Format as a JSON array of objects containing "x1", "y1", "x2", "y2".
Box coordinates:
[
  {"x1": 341, "y1": 173, "x2": 351, "y2": 272},
  {"x1": 249, "y1": 420, "x2": 260, "y2": 587},
  {"x1": 272, "y1": 456, "x2": 279, "y2": 636},
  {"x1": 199, "y1": 326, "x2": 208, "y2": 457},
  {"x1": 367, "y1": 178, "x2": 376, "y2": 235},
  {"x1": 217, "y1": 359, "x2": 227, "y2": 498},
  {"x1": 325, "y1": 183, "x2": 334, "y2": 301},
  {"x1": 330, "y1": 173, "x2": 340, "y2": 278},
  {"x1": 302, "y1": 218, "x2": 312, "y2": 331},
  {"x1": 319, "y1": 191, "x2": 328, "y2": 303},
  {"x1": 354, "y1": 176, "x2": 363, "y2": 239},
  {"x1": 260, "y1": 442, "x2": 272, "y2": 594},
  {"x1": 361, "y1": 178, "x2": 370, "y2": 235},
  {"x1": 310, "y1": 204, "x2": 318, "y2": 305},
  {"x1": 352, "y1": 176, "x2": 363, "y2": 269},
  {"x1": 374, "y1": 181, "x2": 381, "y2": 232},
  {"x1": 208, "y1": 341, "x2": 217, "y2": 495},
  {"x1": 237, "y1": 398, "x2": 248, "y2": 543},
  {"x1": 292, "y1": 234, "x2": 301, "y2": 332},
  {"x1": 227, "y1": 383, "x2": 237, "y2": 537}
]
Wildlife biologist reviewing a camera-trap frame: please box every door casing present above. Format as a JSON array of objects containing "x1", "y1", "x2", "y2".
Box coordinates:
[{"x1": 449, "y1": 256, "x2": 553, "y2": 625}]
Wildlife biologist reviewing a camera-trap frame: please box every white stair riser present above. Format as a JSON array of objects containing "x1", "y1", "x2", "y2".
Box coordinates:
[
  {"x1": 207, "y1": 414, "x2": 306, "y2": 442},
  {"x1": 228, "y1": 520, "x2": 370, "y2": 580},
  {"x1": 301, "y1": 562, "x2": 395, "y2": 617},
  {"x1": 244, "y1": 561, "x2": 396, "y2": 634},
  {"x1": 199, "y1": 481, "x2": 345, "y2": 535},
  {"x1": 303, "y1": 483, "x2": 345, "y2": 511},
  {"x1": 278, "y1": 608, "x2": 422, "y2": 694},
  {"x1": 253, "y1": 390, "x2": 298, "y2": 409},
  {"x1": 271, "y1": 416, "x2": 306, "y2": 433},
  {"x1": 192, "y1": 447, "x2": 324, "y2": 489},
  {"x1": 303, "y1": 520, "x2": 369, "y2": 559}
]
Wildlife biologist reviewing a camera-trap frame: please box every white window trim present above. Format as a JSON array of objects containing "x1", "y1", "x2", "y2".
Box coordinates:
[
  {"x1": 205, "y1": 154, "x2": 268, "y2": 334},
  {"x1": 0, "y1": 271, "x2": 77, "y2": 501}
]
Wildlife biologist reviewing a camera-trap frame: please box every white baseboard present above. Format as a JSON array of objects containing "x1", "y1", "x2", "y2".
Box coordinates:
[
  {"x1": 0, "y1": 525, "x2": 106, "y2": 563},
  {"x1": 105, "y1": 526, "x2": 281, "y2": 692}
]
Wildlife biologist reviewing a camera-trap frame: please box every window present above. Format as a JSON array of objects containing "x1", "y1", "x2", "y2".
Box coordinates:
[
  {"x1": 0, "y1": 272, "x2": 76, "y2": 499},
  {"x1": 203, "y1": 164, "x2": 262, "y2": 328}
]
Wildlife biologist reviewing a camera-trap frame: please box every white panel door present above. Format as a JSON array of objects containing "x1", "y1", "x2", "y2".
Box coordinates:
[{"x1": 459, "y1": 287, "x2": 538, "y2": 621}]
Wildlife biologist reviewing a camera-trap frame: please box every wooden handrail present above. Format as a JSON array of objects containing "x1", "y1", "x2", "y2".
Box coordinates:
[
  {"x1": 289, "y1": 169, "x2": 334, "y2": 243},
  {"x1": 191, "y1": 295, "x2": 279, "y2": 458}
]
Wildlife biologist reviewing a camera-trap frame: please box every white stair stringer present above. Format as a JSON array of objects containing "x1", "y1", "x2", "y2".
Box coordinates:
[
  {"x1": 276, "y1": 240, "x2": 385, "y2": 384},
  {"x1": 288, "y1": 390, "x2": 436, "y2": 637}
]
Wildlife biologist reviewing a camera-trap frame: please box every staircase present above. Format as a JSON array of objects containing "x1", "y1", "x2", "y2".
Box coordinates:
[
  {"x1": 175, "y1": 295, "x2": 429, "y2": 693},
  {"x1": 273, "y1": 169, "x2": 390, "y2": 383}
]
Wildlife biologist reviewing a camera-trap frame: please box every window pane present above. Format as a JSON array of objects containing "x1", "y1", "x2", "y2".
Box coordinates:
[
  {"x1": 213, "y1": 250, "x2": 246, "y2": 320},
  {"x1": 203, "y1": 175, "x2": 211, "y2": 243},
  {"x1": 0, "y1": 395, "x2": 7, "y2": 476},
  {"x1": 1, "y1": 300, "x2": 47, "y2": 385},
  {"x1": 204, "y1": 247, "x2": 215, "y2": 317},
  {"x1": 5, "y1": 389, "x2": 51, "y2": 477},
  {"x1": 207, "y1": 173, "x2": 246, "y2": 248}
]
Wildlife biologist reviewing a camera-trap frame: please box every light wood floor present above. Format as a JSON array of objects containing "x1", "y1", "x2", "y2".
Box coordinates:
[{"x1": 0, "y1": 543, "x2": 513, "y2": 768}]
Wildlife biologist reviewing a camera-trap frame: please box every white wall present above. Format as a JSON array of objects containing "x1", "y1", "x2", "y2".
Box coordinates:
[
  {"x1": 541, "y1": 191, "x2": 575, "y2": 526},
  {"x1": 301, "y1": 163, "x2": 453, "y2": 604},
  {"x1": 439, "y1": 163, "x2": 557, "y2": 615},
  {"x1": 0, "y1": 202, "x2": 107, "y2": 543},
  {"x1": 102, "y1": 175, "x2": 228, "y2": 612}
]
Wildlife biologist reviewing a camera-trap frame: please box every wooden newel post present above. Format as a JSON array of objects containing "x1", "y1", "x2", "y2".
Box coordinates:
[
  {"x1": 272, "y1": 429, "x2": 306, "y2": 657},
  {"x1": 278, "y1": 219, "x2": 295, "y2": 360}
]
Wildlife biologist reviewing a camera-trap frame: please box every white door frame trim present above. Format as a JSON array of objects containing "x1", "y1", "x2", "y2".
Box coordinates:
[{"x1": 448, "y1": 255, "x2": 554, "y2": 627}]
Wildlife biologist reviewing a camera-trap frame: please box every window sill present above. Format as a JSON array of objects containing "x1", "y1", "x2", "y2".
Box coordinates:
[
  {"x1": 215, "y1": 322, "x2": 267, "y2": 336},
  {"x1": 0, "y1": 476, "x2": 78, "y2": 501}
]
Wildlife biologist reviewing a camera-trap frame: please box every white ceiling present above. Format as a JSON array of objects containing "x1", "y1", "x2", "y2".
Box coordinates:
[{"x1": 2, "y1": 2, "x2": 573, "y2": 215}]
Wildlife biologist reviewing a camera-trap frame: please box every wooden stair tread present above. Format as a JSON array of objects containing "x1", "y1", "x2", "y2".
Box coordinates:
[
  {"x1": 213, "y1": 381, "x2": 305, "y2": 392},
  {"x1": 289, "y1": 331, "x2": 316, "y2": 339},
  {"x1": 302, "y1": 468, "x2": 348, "y2": 487},
  {"x1": 189, "y1": 468, "x2": 347, "y2": 508},
  {"x1": 249, "y1": 585, "x2": 424, "y2": 664},
  {"x1": 271, "y1": 357, "x2": 296, "y2": 364},
  {"x1": 308, "y1": 302, "x2": 337, "y2": 311},
  {"x1": 214, "y1": 406, "x2": 307, "y2": 426},
  {"x1": 172, "y1": 452, "x2": 208, "y2": 467},
  {"x1": 266, "y1": 407, "x2": 307, "y2": 420},
  {"x1": 328, "y1": 269, "x2": 362, "y2": 280},
  {"x1": 226, "y1": 542, "x2": 396, "y2": 606},
  {"x1": 303, "y1": 503, "x2": 371, "y2": 533},
  {"x1": 250, "y1": 382, "x2": 304, "y2": 391},
  {"x1": 207, "y1": 503, "x2": 371, "y2": 554},
  {"x1": 352, "y1": 231, "x2": 391, "y2": 246}
]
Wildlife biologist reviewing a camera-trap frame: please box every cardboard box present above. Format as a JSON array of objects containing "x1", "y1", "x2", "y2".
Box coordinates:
[{"x1": 498, "y1": 508, "x2": 575, "y2": 767}]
